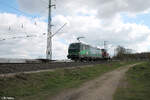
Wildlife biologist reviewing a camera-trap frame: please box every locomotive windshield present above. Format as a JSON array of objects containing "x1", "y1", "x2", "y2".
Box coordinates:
[{"x1": 69, "y1": 43, "x2": 80, "y2": 49}]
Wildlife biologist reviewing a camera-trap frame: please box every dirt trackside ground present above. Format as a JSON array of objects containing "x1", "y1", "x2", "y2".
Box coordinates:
[{"x1": 51, "y1": 63, "x2": 140, "y2": 100}]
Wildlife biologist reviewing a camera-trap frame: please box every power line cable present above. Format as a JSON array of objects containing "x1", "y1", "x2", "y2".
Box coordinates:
[
  {"x1": 0, "y1": 34, "x2": 37, "y2": 42},
  {"x1": 0, "y1": 1, "x2": 48, "y2": 16},
  {"x1": 0, "y1": 1, "x2": 48, "y2": 37},
  {"x1": 40, "y1": 0, "x2": 48, "y2": 5},
  {"x1": 0, "y1": 1, "x2": 49, "y2": 45},
  {"x1": 0, "y1": 32, "x2": 47, "y2": 42},
  {"x1": 0, "y1": 1, "x2": 29, "y2": 15}
]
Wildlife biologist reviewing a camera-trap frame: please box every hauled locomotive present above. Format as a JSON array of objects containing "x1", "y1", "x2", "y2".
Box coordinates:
[{"x1": 67, "y1": 42, "x2": 109, "y2": 61}]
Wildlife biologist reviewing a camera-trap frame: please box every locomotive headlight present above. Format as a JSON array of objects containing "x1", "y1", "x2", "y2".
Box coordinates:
[
  {"x1": 79, "y1": 52, "x2": 81, "y2": 55},
  {"x1": 86, "y1": 52, "x2": 88, "y2": 55}
]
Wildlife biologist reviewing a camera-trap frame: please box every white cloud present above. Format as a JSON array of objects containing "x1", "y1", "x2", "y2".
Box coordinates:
[
  {"x1": 17, "y1": 0, "x2": 150, "y2": 18},
  {"x1": 0, "y1": 0, "x2": 150, "y2": 59}
]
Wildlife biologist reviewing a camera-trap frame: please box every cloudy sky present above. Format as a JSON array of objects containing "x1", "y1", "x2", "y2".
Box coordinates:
[{"x1": 0, "y1": 0, "x2": 150, "y2": 59}]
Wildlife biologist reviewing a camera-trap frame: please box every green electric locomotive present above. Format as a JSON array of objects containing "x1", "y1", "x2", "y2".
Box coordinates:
[{"x1": 67, "y1": 42, "x2": 109, "y2": 61}]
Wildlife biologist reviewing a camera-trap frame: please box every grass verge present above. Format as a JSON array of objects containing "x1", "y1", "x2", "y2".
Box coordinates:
[
  {"x1": 114, "y1": 61, "x2": 150, "y2": 100},
  {"x1": 0, "y1": 61, "x2": 137, "y2": 100}
]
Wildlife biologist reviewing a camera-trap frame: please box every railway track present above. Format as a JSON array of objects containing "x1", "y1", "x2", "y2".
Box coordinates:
[{"x1": 0, "y1": 61, "x2": 110, "y2": 75}]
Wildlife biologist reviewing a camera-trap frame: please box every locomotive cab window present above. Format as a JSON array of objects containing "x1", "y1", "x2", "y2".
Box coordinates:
[{"x1": 69, "y1": 43, "x2": 80, "y2": 49}]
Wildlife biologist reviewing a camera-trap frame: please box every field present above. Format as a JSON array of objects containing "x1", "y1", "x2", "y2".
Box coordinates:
[
  {"x1": 114, "y1": 62, "x2": 150, "y2": 100},
  {"x1": 0, "y1": 61, "x2": 137, "y2": 100}
]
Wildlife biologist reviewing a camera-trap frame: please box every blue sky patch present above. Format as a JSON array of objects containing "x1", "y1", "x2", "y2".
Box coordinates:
[
  {"x1": 122, "y1": 13, "x2": 150, "y2": 27},
  {"x1": 0, "y1": 0, "x2": 42, "y2": 18}
]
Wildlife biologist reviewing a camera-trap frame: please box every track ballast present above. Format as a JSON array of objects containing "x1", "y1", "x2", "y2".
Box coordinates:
[{"x1": 0, "y1": 61, "x2": 109, "y2": 74}]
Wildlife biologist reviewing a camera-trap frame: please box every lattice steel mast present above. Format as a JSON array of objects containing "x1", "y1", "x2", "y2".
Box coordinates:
[
  {"x1": 46, "y1": 0, "x2": 66, "y2": 60},
  {"x1": 46, "y1": 0, "x2": 53, "y2": 60},
  {"x1": 104, "y1": 41, "x2": 108, "y2": 50}
]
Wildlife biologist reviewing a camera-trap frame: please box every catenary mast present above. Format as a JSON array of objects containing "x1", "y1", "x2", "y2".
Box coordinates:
[
  {"x1": 46, "y1": 0, "x2": 66, "y2": 60},
  {"x1": 104, "y1": 41, "x2": 108, "y2": 50},
  {"x1": 46, "y1": 0, "x2": 52, "y2": 60}
]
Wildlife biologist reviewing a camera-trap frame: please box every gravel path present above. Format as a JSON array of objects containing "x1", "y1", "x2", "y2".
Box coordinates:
[{"x1": 51, "y1": 63, "x2": 140, "y2": 100}]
